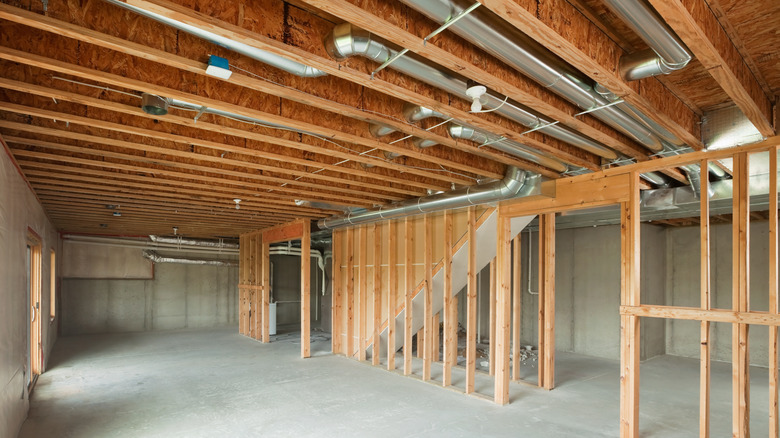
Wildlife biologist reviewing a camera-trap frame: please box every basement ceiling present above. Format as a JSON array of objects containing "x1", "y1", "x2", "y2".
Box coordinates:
[{"x1": 0, "y1": 0, "x2": 776, "y2": 238}]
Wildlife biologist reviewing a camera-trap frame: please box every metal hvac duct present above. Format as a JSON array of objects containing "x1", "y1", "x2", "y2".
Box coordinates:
[
  {"x1": 318, "y1": 166, "x2": 539, "y2": 229},
  {"x1": 395, "y1": 0, "x2": 666, "y2": 152},
  {"x1": 142, "y1": 250, "x2": 238, "y2": 266},
  {"x1": 324, "y1": 23, "x2": 618, "y2": 160},
  {"x1": 600, "y1": 0, "x2": 692, "y2": 80},
  {"x1": 447, "y1": 124, "x2": 569, "y2": 173},
  {"x1": 149, "y1": 235, "x2": 239, "y2": 249},
  {"x1": 102, "y1": 0, "x2": 326, "y2": 78}
]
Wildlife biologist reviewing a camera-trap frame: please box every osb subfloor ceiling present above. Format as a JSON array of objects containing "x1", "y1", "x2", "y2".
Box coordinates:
[{"x1": 0, "y1": 0, "x2": 776, "y2": 238}]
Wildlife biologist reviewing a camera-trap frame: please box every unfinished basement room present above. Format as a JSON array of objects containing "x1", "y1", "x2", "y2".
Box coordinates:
[{"x1": 0, "y1": 0, "x2": 778, "y2": 436}]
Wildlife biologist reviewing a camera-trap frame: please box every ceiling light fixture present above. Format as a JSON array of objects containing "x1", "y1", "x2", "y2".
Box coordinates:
[
  {"x1": 141, "y1": 93, "x2": 170, "y2": 116},
  {"x1": 233, "y1": 198, "x2": 242, "y2": 210},
  {"x1": 466, "y1": 80, "x2": 487, "y2": 113}
]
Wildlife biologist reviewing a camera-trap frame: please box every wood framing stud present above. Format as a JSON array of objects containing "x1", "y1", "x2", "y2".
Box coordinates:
[
  {"x1": 494, "y1": 214, "x2": 512, "y2": 405},
  {"x1": 404, "y1": 218, "x2": 413, "y2": 376},
  {"x1": 387, "y1": 221, "x2": 397, "y2": 371},
  {"x1": 466, "y1": 207, "x2": 478, "y2": 394}
]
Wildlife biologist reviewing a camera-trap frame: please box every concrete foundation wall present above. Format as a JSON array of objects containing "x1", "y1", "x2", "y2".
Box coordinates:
[
  {"x1": 666, "y1": 222, "x2": 772, "y2": 366},
  {"x1": 270, "y1": 254, "x2": 323, "y2": 332},
  {"x1": 61, "y1": 248, "x2": 238, "y2": 335},
  {"x1": 518, "y1": 223, "x2": 666, "y2": 361},
  {"x1": 0, "y1": 148, "x2": 60, "y2": 438}
]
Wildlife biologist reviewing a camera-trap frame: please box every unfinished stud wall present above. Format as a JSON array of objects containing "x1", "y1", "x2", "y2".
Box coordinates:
[
  {"x1": 0, "y1": 146, "x2": 60, "y2": 438},
  {"x1": 61, "y1": 245, "x2": 238, "y2": 335}
]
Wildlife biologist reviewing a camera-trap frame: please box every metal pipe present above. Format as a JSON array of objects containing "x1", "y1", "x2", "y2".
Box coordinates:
[
  {"x1": 294, "y1": 200, "x2": 354, "y2": 213},
  {"x1": 600, "y1": 0, "x2": 692, "y2": 80},
  {"x1": 149, "y1": 235, "x2": 239, "y2": 249},
  {"x1": 447, "y1": 123, "x2": 568, "y2": 173},
  {"x1": 325, "y1": 23, "x2": 618, "y2": 160},
  {"x1": 142, "y1": 250, "x2": 238, "y2": 266},
  {"x1": 102, "y1": 0, "x2": 326, "y2": 78},
  {"x1": 318, "y1": 166, "x2": 539, "y2": 229},
  {"x1": 395, "y1": 0, "x2": 666, "y2": 152}
]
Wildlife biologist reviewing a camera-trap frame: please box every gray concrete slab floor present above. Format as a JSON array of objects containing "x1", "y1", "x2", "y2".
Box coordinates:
[{"x1": 18, "y1": 328, "x2": 770, "y2": 437}]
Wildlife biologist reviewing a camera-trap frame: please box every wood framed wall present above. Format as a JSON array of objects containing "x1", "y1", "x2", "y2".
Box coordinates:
[
  {"x1": 328, "y1": 136, "x2": 779, "y2": 423},
  {"x1": 238, "y1": 218, "x2": 312, "y2": 358}
]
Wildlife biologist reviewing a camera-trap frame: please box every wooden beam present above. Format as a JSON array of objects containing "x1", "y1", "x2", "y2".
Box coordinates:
[
  {"x1": 373, "y1": 222, "x2": 382, "y2": 366},
  {"x1": 301, "y1": 220, "x2": 311, "y2": 358},
  {"x1": 646, "y1": 0, "x2": 775, "y2": 137},
  {"x1": 0, "y1": 77, "x2": 452, "y2": 191},
  {"x1": 732, "y1": 153, "x2": 750, "y2": 437},
  {"x1": 404, "y1": 217, "x2": 413, "y2": 375},
  {"x1": 478, "y1": 0, "x2": 704, "y2": 150},
  {"x1": 489, "y1": 258, "x2": 496, "y2": 376},
  {"x1": 0, "y1": 45, "x2": 496, "y2": 182},
  {"x1": 620, "y1": 306, "x2": 780, "y2": 326},
  {"x1": 499, "y1": 174, "x2": 630, "y2": 217},
  {"x1": 771, "y1": 146, "x2": 779, "y2": 438},
  {"x1": 494, "y1": 214, "x2": 512, "y2": 405},
  {"x1": 346, "y1": 228, "x2": 355, "y2": 357},
  {"x1": 619, "y1": 172, "x2": 641, "y2": 437},
  {"x1": 261, "y1": 241, "x2": 270, "y2": 343},
  {"x1": 387, "y1": 221, "x2": 397, "y2": 371},
  {"x1": 261, "y1": 220, "x2": 305, "y2": 244},
  {"x1": 512, "y1": 233, "x2": 522, "y2": 381},
  {"x1": 332, "y1": 229, "x2": 344, "y2": 355},
  {"x1": 359, "y1": 225, "x2": 368, "y2": 361},
  {"x1": 296, "y1": 0, "x2": 648, "y2": 161},
  {"x1": 423, "y1": 215, "x2": 433, "y2": 381},
  {"x1": 699, "y1": 159, "x2": 711, "y2": 438},
  {"x1": 0, "y1": 3, "x2": 551, "y2": 177},
  {"x1": 540, "y1": 213, "x2": 555, "y2": 390},
  {"x1": 442, "y1": 210, "x2": 454, "y2": 386},
  {"x1": 465, "y1": 207, "x2": 477, "y2": 394}
]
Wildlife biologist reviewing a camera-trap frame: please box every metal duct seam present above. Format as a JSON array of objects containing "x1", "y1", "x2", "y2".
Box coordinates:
[
  {"x1": 324, "y1": 23, "x2": 618, "y2": 160},
  {"x1": 149, "y1": 235, "x2": 239, "y2": 249},
  {"x1": 396, "y1": 0, "x2": 666, "y2": 152},
  {"x1": 318, "y1": 166, "x2": 539, "y2": 229},
  {"x1": 600, "y1": 0, "x2": 692, "y2": 80},
  {"x1": 103, "y1": 0, "x2": 326, "y2": 78},
  {"x1": 447, "y1": 123, "x2": 568, "y2": 173},
  {"x1": 142, "y1": 250, "x2": 238, "y2": 266}
]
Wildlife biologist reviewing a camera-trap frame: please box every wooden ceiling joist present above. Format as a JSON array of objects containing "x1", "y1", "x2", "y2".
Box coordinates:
[
  {"x1": 0, "y1": 77, "x2": 452, "y2": 191},
  {"x1": 646, "y1": 0, "x2": 775, "y2": 137},
  {"x1": 3, "y1": 131, "x2": 388, "y2": 205},
  {"x1": 8, "y1": 146, "x2": 372, "y2": 207},
  {"x1": 100, "y1": 0, "x2": 600, "y2": 171},
  {"x1": 292, "y1": 0, "x2": 650, "y2": 161},
  {"x1": 477, "y1": 0, "x2": 705, "y2": 150},
  {"x1": 0, "y1": 101, "x2": 421, "y2": 198},
  {"x1": 0, "y1": 46, "x2": 503, "y2": 182},
  {"x1": 0, "y1": 3, "x2": 566, "y2": 177}
]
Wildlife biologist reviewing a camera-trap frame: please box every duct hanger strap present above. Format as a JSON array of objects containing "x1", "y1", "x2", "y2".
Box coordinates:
[{"x1": 370, "y1": 1, "x2": 481, "y2": 79}]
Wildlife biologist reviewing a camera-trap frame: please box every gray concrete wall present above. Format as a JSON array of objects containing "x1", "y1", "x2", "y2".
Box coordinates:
[
  {"x1": 666, "y1": 222, "x2": 772, "y2": 366},
  {"x1": 0, "y1": 148, "x2": 60, "y2": 438},
  {"x1": 520, "y1": 223, "x2": 666, "y2": 361},
  {"x1": 61, "y1": 251, "x2": 238, "y2": 335},
  {"x1": 270, "y1": 254, "x2": 324, "y2": 332}
]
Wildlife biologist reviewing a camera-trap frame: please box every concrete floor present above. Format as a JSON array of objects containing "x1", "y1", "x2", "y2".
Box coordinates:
[{"x1": 19, "y1": 328, "x2": 770, "y2": 437}]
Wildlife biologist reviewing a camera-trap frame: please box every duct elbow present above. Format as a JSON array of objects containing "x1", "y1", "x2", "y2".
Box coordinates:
[
  {"x1": 403, "y1": 103, "x2": 446, "y2": 122},
  {"x1": 619, "y1": 49, "x2": 690, "y2": 81},
  {"x1": 324, "y1": 23, "x2": 390, "y2": 63}
]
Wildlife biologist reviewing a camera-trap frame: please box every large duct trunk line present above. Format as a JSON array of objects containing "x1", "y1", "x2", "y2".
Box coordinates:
[
  {"x1": 318, "y1": 166, "x2": 540, "y2": 229},
  {"x1": 143, "y1": 250, "x2": 238, "y2": 266}
]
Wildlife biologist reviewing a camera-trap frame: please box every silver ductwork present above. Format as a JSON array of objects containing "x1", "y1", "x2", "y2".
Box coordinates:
[
  {"x1": 294, "y1": 199, "x2": 355, "y2": 213},
  {"x1": 324, "y1": 23, "x2": 618, "y2": 160},
  {"x1": 447, "y1": 124, "x2": 568, "y2": 173},
  {"x1": 143, "y1": 250, "x2": 238, "y2": 266},
  {"x1": 600, "y1": 0, "x2": 692, "y2": 80},
  {"x1": 102, "y1": 0, "x2": 326, "y2": 78},
  {"x1": 318, "y1": 166, "x2": 540, "y2": 229},
  {"x1": 149, "y1": 235, "x2": 239, "y2": 249},
  {"x1": 395, "y1": 0, "x2": 667, "y2": 152}
]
